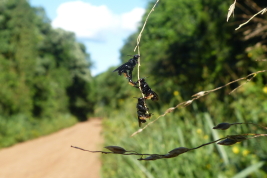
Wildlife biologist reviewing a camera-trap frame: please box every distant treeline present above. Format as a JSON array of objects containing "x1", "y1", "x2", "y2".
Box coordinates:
[{"x1": 0, "y1": 0, "x2": 95, "y2": 147}]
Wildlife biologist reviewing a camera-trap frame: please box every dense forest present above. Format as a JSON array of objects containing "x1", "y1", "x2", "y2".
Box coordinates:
[
  {"x1": 0, "y1": 0, "x2": 95, "y2": 147},
  {"x1": 1, "y1": 0, "x2": 267, "y2": 177}
]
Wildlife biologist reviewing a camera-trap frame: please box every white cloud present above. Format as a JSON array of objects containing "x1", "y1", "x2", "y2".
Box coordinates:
[
  {"x1": 52, "y1": 1, "x2": 145, "y2": 40},
  {"x1": 121, "y1": 8, "x2": 145, "y2": 31}
]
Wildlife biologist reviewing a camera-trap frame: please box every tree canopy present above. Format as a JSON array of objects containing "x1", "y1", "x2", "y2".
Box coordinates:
[
  {"x1": 99, "y1": 0, "x2": 267, "y2": 177},
  {"x1": 0, "y1": 0, "x2": 95, "y2": 147}
]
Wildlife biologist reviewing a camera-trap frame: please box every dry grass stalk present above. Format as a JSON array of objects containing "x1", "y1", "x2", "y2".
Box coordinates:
[
  {"x1": 134, "y1": 0, "x2": 160, "y2": 53},
  {"x1": 131, "y1": 70, "x2": 267, "y2": 136},
  {"x1": 134, "y1": 0, "x2": 160, "y2": 117},
  {"x1": 213, "y1": 122, "x2": 267, "y2": 130},
  {"x1": 104, "y1": 146, "x2": 127, "y2": 154},
  {"x1": 235, "y1": 7, "x2": 267, "y2": 30},
  {"x1": 217, "y1": 138, "x2": 237, "y2": 145},
  {"x1": 227, "y1": 0, "x2": 236, "y2": 22},
  {"x1": 213, "y1": 122, "x2": 232, "y2": 130},
  {"x1": 72, "y1": 132, "x2": 267, "y2": 161},
  {"x1": 73, "y1": 1, "x2": 267, "y2": 162}
]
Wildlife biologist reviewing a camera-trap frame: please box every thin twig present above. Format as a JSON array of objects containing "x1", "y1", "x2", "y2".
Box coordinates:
[{"x1": 71, "y1": 146, "x2": 111, "y2": 154}]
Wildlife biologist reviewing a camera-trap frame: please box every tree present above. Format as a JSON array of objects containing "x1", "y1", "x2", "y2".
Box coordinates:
[
  {"x1": 88, "y1": 0, "x2": 267, "y2": 177},
  {"x1": 0, "y1": 0, "x2": 96, "y2": 147}
]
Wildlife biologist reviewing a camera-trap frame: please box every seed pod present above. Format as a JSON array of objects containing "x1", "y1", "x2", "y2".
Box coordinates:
[
  {"x1": 139, "y1": 154, "x2": 162, "y2": 161},
  {"x1": 164, "y1": 147, "x2": 190, "y2": 158},
  {"x1": 217, "y1": 138, "x2": 237, "y2": 146},
  {"x1": 213, "y1": 123, "x2": 231, "y2": 130},
  {"x1": 228, "y1": 135, "x2": 247, "y2": 142},
  {"x1": 165, "y1": 107, "x2": 175, "y2": 114},
  {"x1": 184, "y1": 100, "x2": 193, "y2": 107},
  {"x1": 104, "y1": 146, "x2": 126, "y2": 154},
  {"x1": 169, "y1": 147, "x2": 190, "y2": 154},
  {"x1": 192, "y1": 91, "x2": 207, "y2": 98},
  {"x1": 163, "y1": 153, "x2": 179, "y2": 158}
]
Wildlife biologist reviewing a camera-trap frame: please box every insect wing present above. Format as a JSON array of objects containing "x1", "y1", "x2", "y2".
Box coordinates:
[
  {"x1": 151, "y1": 90, "x2": 159, "y2": 101},
  {"x1": 138, "y1": 117, "x2": 146, "y2": 127}
]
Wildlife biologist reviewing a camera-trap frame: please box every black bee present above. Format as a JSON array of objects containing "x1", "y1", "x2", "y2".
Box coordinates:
[
  {"x1": 137, "y1": 78, "x2": 159, "y2": 101},
  {"x1": 113, "y1": 54, "x2": 140, "y2": 83},
  {"x1": 137, "y1": 97, "x2": 152, "y2": 127}
]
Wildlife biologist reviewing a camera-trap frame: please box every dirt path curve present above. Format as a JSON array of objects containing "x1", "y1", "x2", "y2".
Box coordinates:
[{"x1": 0, "y1": 118, "x2": 102, "y2": 178}]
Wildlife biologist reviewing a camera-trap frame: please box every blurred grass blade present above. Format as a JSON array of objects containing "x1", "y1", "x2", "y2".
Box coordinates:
[
  {"x1": 177, "y1": 127, "x2": 185, "y2": 146},
  {"x1": 235, "y1": 110, "x2": 245, "y2": 122},
  {"x1": 205, "y1": 113, "x2": 229, "y2": 165},
  {"x1": 232, "y1": 161, "x2": 264, "y2": 178},
  {"x1": 129, "y1": 157, "x2": 155, "y2": 178}
]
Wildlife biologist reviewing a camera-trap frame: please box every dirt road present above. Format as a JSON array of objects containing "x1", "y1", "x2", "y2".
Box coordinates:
[{"x1": 0, "y1": 118, "x2": 102, "y2": 178}]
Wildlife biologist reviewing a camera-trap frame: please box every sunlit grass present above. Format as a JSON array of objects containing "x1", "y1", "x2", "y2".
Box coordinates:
[{"x1": 101, "y1": 102, "x2": 267, "y2": 178}]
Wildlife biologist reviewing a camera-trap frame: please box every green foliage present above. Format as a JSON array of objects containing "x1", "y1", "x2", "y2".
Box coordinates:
[
  {"x1": 94, "y1": 67, "x2": 141, "y2": 115},
  {"x1": 99, "y1": 0, "x2": 267, "y2": 177},
  {"x1": 95, "y1": 0, "x2": 267, "y2": 117},
  {"x1": 102, "y1": 104, "x2": 267, "y2": 177},
  {"x1": 0, "y1": 0, "x2": 95, "y2": 147},
  {"x1": 120, "y1": 0, "x2": 265, "y2": 104}
]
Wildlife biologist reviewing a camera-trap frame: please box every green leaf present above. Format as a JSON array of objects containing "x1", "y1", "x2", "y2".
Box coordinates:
[{"x1": 232, "y1": 161, "x2": 265, "y2": 178}]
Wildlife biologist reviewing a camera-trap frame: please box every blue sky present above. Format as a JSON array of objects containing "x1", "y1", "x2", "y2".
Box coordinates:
[{"x1": 29, "y1": 0, "x2": 148, "y2": 76}]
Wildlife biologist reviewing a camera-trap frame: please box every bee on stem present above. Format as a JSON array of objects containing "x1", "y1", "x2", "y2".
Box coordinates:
[
  {"x1": 113, "y1": 54, "x2": 139, "y2": 84},
  {"x1": 136, "y1": 78, "x2": 159, "y2": 101},
  {"x1": 136, "y1": 97, "x2": 152, "y2": 127}
]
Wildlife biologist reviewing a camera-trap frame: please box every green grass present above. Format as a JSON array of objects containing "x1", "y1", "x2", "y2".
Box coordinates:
[
  {"x1": 101, "y1": 102, "x2": 267, "y2": 178},
  {"x1": 0, "y1": 114, "x2": 77, "y2": 148}
]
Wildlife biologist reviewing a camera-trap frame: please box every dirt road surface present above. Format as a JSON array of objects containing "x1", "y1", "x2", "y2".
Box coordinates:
[{"x1": 0, "y1": 118, "x2": 102, "y2": 178}]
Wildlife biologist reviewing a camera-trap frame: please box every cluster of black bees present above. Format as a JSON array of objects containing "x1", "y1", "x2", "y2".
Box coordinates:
[{"x1": 113, "y1": 54, "x2": 159, "y2": 127}]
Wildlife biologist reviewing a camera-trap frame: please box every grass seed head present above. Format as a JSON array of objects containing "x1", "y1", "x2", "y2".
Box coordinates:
[
  {"x1": 213, "y1": 123, "x2": 231, "y2": 130},
  {"x1": 163, "y1": 147, "x2": 190, "y2": 158},
  {"x1": 217, "y1": 138, "x2": 237, "y2": 146},
  {"x1": 104, "y1": 146, "x2": 126, "y2": 154},
  {"x1": 192, "y1": 91, "x2": 207, "y2": 98},
  {"x1": 227, "y1": 0, "x2": 236, "y2": 22},
  {"x1": 228, "y1": 135, "x2": 247, "y2": 142},
  {"x1": 139, "y1": 154, "x2": 162, "y2": 161},
  {"x1": 163, "y1": 153, "x2": 179, "y2": 158},
  {"x1": 184, "y1": 100, "x2": 193, "y2": 107},
  {"x1": 168, "y1": 147, "x2": 190, "y2": 154},
  {"x1": 165, "y1": 107, "x2": 175, "y2": 114}
]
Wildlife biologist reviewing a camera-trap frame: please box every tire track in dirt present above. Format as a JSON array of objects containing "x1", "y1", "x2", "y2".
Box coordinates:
[{"x1": 0, "y1": 118, "x2": 102, "y2": 178}]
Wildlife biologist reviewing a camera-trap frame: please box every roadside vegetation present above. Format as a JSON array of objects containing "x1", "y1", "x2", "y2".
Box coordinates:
[
  {"x1": 93, "y1": 0, "x2": 267, "y2": 177},
  {"x1": 1, "y1": 0, "x2": 267, "y2": 177}
]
